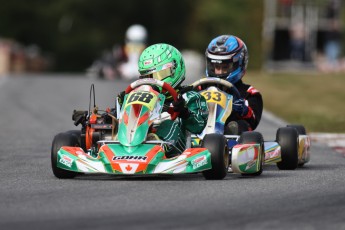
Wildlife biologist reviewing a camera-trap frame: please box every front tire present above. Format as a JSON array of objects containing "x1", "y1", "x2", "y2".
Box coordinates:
[
  {"x1": 202, "y1": 134, "x2": 228, "y2": 180},
  {"x1": 276, "y1": 127, "x2": 298, "y2": 170},
  {"x1": 51, "y1": 132, "x2": 79, "y2": 179},
  {"x1": 65, "y1": 130, "x2": 82, "y2": 142},
  {"x1": 238, "y1": 131, "x2": 264, "y2": 176}
]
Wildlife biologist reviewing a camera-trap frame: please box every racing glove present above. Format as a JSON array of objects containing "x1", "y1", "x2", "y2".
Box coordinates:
[
  {"x1": 117, "y1": 91, "x2": 126, "y2": 106},
  {"x1": 232, "y1": 98, "x2": 249, "y2": 117},
  {"x1": 172, "y1": 96, "x2": 190, "y2": 119}
]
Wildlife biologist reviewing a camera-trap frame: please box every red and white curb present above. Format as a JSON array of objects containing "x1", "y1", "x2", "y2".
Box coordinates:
[{"x1": 310, "y1": 133, "x2": 345, "y2": 156}]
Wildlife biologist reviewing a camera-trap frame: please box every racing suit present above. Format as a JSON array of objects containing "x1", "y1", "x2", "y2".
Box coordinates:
[
  {"x1": 155, "y1": 86, "x2": 208, "y2": 158},
  {"x1": 226, "y1": 80, "x2": 263, "y2": 134}
]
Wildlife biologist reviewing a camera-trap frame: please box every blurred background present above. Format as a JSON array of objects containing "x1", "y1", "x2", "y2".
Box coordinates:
[{"x1": 0, "y1": 0, "x2": 344, "y2": 75}]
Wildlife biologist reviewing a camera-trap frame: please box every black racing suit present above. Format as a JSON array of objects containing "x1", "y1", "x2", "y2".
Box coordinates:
[{"x1": 226, "y1": 80, "x2": 263, "y2": 133}]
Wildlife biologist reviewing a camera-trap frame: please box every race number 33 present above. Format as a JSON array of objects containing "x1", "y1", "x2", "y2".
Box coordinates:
[{"x1": 201, "y1": 91, "x2": 226, "y2": 107}]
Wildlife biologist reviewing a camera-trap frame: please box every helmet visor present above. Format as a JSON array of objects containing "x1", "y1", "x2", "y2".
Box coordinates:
[
  {"x1": 140, "y1": 62, "x2": 174, "y2": 81},
  {"x1": 206, "y1": 58, "x2": 236, "y2": 78}
]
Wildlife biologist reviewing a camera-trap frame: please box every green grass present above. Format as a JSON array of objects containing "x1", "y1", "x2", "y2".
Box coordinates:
[{"x1": 245, "y1": 71, "x2": 345, "y2": 133}]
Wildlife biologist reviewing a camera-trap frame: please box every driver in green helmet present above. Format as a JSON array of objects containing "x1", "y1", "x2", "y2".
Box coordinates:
[{"x1": 135, "y1": 43, "x2": 208, "y2": 158}]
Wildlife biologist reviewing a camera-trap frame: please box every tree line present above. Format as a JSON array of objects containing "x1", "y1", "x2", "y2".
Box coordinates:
[{"x1": 0, "y1": 0, "x2": 263, "y2": 71}]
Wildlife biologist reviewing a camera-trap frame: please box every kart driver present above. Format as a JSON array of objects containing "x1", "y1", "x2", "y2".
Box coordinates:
[
  {"x1": 119, "y1": 43, "x2": 208, "y2": 158},
  {"x1": 204, "y1": 35, "x2": 263, "y2": 134}
]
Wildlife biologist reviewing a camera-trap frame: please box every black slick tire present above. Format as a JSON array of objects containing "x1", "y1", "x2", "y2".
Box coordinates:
[
  {"x1": 202, "y1": 134, "x2": 228, "y2": 180},
  {"x1": 51, "y1": 132, "x2": 79, "y2": 179},
  {"x1": 276, "y1": 127, "x2": 298, "y2": 170},
  {"x1": 287, "y1": 124, "x2": 306, "y2": 167}
]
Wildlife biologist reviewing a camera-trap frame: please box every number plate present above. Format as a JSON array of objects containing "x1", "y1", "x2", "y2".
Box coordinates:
[
  {"x1": 125, "y1": 91, "x2": 158, "y2": 110},
  {"x1": 201, "y1": 91, "x2": 227, "y2": 108}
]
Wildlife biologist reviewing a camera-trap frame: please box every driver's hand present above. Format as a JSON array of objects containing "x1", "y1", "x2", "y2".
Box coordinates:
[
  {"x1": 117, "y1": 91, "x2": 126, "y2": 106},
  {"x1": 172, "y1": 95, "x2": 190, "y2": 119},
  {"x1": 232, "y1": 98, "x2": 249, "y2": 117},
  {"x1": 151, "y1": 85, "x2": 161, "y2": 93}
]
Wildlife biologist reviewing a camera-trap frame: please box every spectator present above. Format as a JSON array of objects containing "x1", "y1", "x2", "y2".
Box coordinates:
[
  {"x1": 118, "y1": 24, "x2": 148, "y2": 80},
  {"x1": 324, "y1": 0, "x2": 342, "y2": 69},
  {"x1": 289, "y1": 22, "x2": 306, "y2": 61},
  {"x1": 317, "y1": 0, "x2": 343, "y2": 73},
  {"x1": 87, "y1": 24, "x2": 148, "y2": 80}
]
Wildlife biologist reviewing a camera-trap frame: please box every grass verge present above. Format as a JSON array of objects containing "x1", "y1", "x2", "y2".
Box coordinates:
[{"x1": 245, "y1": 71, "x2": 345, "y2": 133}]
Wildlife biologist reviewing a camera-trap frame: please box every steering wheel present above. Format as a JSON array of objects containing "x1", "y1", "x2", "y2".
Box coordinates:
[
  {"x1": 191, "y1": 77, "x2": 241, "y2": 100},
  {"x1": 125, "y1": 78, "x2": 179, "y2": 120}
]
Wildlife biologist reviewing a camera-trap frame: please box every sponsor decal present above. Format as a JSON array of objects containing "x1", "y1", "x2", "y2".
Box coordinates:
[
  {"x1": 59, "y1": 155, "x2": 73, "y2": 168},
  {"x1": 266, "y1": 148, "x2": 280, "y2": 160},
  {"x1": 245, "y1": 160, "x2": 256, "y2": 170},
  {"x1": 144, "y1": 60, "x2": 153, "y2": 65},
  {"x1": 191, "y1": 155, "x2": 207, "y2": 169},
  {"x1": 161, "y1": 62, "x2": 173, "y2": 69},
  {"x1": 91, "y1": 124, "x2": 112, "y2": 129},
  {"x1": 112, "y1": 156, "x2": 148, "y2": 162},
  {"x1": 211, "y1": 59, "x2": 223, "y2": 64}
]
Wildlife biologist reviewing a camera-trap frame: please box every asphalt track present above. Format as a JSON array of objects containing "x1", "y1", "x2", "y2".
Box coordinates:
[{"x1": 0, "y1": 75, "x2": 344, "y2": 230}]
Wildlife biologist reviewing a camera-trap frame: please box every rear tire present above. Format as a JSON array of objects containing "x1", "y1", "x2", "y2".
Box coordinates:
[
  {"x1": 51, "y1": 132, "x2": 79, "y2": 179},
  {"x1": 287, "y1": 124, "x2": 306, "y2": 135},
  {"x1": 202, "y1": 134, "x2": 228, "y2": 180},
  {"x1": 276, "y1": 127, "x2": 298, "y2": 170},
  {"x1": 287, "y1": 125, "x2": 306, "y2": 167},
  {"x1": 238, "y1": 131, "x2": 264, "y2": 176}
]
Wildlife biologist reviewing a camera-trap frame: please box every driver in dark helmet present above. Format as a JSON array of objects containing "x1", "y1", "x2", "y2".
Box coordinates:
[{"x1": 205, "y1": 35, "x2": 263, "y2": 134}]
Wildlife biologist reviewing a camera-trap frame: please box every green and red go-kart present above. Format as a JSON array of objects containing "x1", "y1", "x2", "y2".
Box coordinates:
[
  {"x1": 51, "y1": 78, "x2": 229, "y2": 180},
  {"x1": 191, "y1": 78, "x2": 311, "y2": 175}
]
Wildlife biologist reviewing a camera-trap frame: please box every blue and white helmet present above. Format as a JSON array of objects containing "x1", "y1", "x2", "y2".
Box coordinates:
[{"x1": 205, "y1": 35, "x2": 248, "y2": 84}]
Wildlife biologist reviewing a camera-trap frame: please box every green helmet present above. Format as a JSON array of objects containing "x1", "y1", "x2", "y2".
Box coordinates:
[{"x1": 138, "y1": 43, "x2": 185, "y2": 88}]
